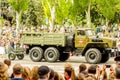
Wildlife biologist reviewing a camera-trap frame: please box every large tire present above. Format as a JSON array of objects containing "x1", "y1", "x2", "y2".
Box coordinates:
[
  {"x1": 59, "y1": 53, "x2": 70, "y2": 62},
  {"x1": 100, "y1": 53, "x2": 110, "y2": 63},
  {"x1": 85, "y1": 48, "x2": 102, "y2": 64},
  {"x1": 44, "y1": 47, "x2": 59, "y2": 62},
  {"x1": 29, "y1": 47, "x2": 43, "y2": 62},
  {"x1": 17, "y1": 54, "x2": 24, "y2": 60},
  {"x1": 8, "y1": 53, "x2": 16, "y2": 60}
]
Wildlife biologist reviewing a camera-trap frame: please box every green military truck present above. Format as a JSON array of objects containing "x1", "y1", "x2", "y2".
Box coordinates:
[{"x1": 20, "y1": 28, "x2": 116, "y2": 64}]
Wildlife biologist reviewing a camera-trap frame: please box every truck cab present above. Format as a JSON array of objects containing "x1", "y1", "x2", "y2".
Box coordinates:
[{"x1": 72, "y1": 28, "x2": 115, "y2": 63}]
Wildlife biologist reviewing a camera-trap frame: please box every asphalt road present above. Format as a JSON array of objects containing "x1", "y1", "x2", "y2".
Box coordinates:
[{"x1": 0, "y1": 55, "x2": 116, "y2": 75}]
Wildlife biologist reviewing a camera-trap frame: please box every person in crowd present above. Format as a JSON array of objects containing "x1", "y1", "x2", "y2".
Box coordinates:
[
  {"x1": 22, "y1": 66, "x2": 31, "y2": 80},
  {"x1": 4, "y1": 59, "x2": 11, "y2": 67},
  {"x1": 54, "y1": 71, "x2": 64, "y2": 80},
  {"x1": 38, "y1": 65, "x2": 51, "y2": 80},
  {"x1": 11, "y1": 63, "x2": 23, "y2": 80},
  {"x1": 4, "y1": 59, "x2": 12, "y2": 78},
  {"x1": 31, "y1": 66, "x2": 39, "y2": 80},
  {"x1": 10, "y1": 38, "x2": 15, "y2": 49},
  {"x1": 77, "y1": 72, "x2": 85, "y2": 80},
  {"x1": 97, "y1": 65, "x2": 107, "y2": 80},
  {"x1": 0, "y1": 38, "x2": 6, "y2": 58},
  {"x1": 64, "y1": 62, "x2": 72, "y2": 68},
  {"x1": 49, "y1": 69, "x2": 54, "y2": 80},
  {"x1": 86, "y1": 64, "x2": 97, "y2": 80},
  {"x1": 109, "y1": 66, "x2": 120, "y2": 80},
  {"x1": 5, "y1": 39, "x2": 11, "y2": 55},
  {"x1": 53, "y1": 71, "x2": 60, "y2": 80},
  {"x1": 64, "y1": 66, "x2": 77, "y2": 80},
  {"x1": 109, "y1": 57, "x2": 120, "y2": 79},
  {"x1": 0, "y1": 62, "x2": 9, "y2": 80},
  {"x1": 64, "y1": 62, "x2": 77, "y2": 80},
  {"x1": 114, "y1": 66, "x2": 120, "y2": 80},
  {"x1": 77, "y1": 63, "x2": 87, "y2": 80},
  {"x1": 114, "y1": 56, "x2": 120, "y2": 67},
  {"x1": 79, "y1": 63, "x2": 87, "y2": 73}
]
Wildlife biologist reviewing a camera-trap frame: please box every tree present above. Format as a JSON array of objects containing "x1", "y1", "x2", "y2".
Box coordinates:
[
  {"x1": 7, "y1": 0, "x2": 29, "y2": 33},
  {"x1": 69, "y1": 0, "x2": 95, "y2": 27},
  {"x1": 42, "y1": 0, "x2": 56, "y2": 32},
  {"x1": 96, "y1": 0, "x2": 116, "y2": 26},
  {"x1": 25, "y1": 0, "x2": 44, "y2": 27},
  {"x1": 55, "y1": 0, "x2": 72, "y2": 25}
]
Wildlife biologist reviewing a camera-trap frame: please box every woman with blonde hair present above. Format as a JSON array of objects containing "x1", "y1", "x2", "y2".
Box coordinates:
[
  {"x1": 22, "y1": 66, "x2": 31, "y2": 80},
  {"x1": 64, "y1": 62, "x2": 77, "y2": 80},
  {"x1": 0, "y1": 62, "x2": 9, "y2": 80},
  {"x1": 31, "y1": 66, "x2": 39, "y2": 80}
]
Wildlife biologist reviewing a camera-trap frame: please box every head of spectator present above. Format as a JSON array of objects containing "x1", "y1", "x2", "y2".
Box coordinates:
[
  {"x1": 114, "y1": 56, "x2": 120, "y2": 67},
  {"x1": 64, "y1": 62, "x2": 72, "y2": 68},
  {"x1": 12, "y1": 63, "x2": 23, "y2": 80},
  {"x1": 77, "y1": 73, "x2": 85, "y2": 80},
  {"x1": 115, "y1": 66, "x2": 120, "y2": 79},
  {"x1": 0, "y1": 62, "x2": 8, "y2": 73},
  {"x1": 64, "y1": 66, "x2": 76, "y2": 80},
  {"x1": 49, "y1": 69, "x2": 54, "y2": 80},
  {"x1": 4, "y1": 59, "x2": 11, "y2": 67},
  {"x1": 38, "y1": 65, "x2": 51, "y2": 80},
  {"x1": 31, "y1": 66, "x2": 39, "y2": 80},
  {"x1": 79, "y1": 63, "x2": 87, "y2": 73},
  {"x1": 88, "y1": 64, "x2": 97, "y2": 74},
  {"x1": 54, "y1": 71, "x2": 60, "y2": 80},
  {"x1": 0, "y1": 62, "x2": 9, "y2": 80},
  {"x1": 87, "y1": 64, "x2": 97, "y2": 80},
  {"x1": 22, "y1": 66, "x2": 31, "y2": 80}
]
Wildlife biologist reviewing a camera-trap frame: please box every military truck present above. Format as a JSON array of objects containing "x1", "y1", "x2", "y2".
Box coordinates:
[{"x1": 20, "y1": 28, "x2": 116, "y2": 64}]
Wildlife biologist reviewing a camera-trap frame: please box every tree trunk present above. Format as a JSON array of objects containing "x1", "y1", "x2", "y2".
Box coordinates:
[
  {"x1": 105, "y1": 18, "x2": 109, "y2": 27},
  {"x1": 16, "y1": 11, "x2": 21, "y2": 34},
  {"x1": 86, "y1": 3, "x2": 91, "y2": 28},
  {"x1": 49, "y1": 6, "x2": 55, "y2": 32}
]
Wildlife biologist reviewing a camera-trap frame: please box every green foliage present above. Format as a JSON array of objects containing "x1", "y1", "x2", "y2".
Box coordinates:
[
  {"x1": 116, "y1": 0, "x2": 120, "y2": 11},
  {"x1": 42, "y1": 0, "x2": 55, "y2": 20},
  {"x1": 55, "y1": 0, "x2": 72, "y2": 24},
  {"x1": 7, "y1": 0, "x2": 29, "y2": 13},
  {"x1": 69, "y1": 0, "x2": 91, "y2": 26},
  {"x1": 0, "y1": 0, "x2": 9, "y2": 11},
  {"x1": 96, "y1": 0, "x2": 116, "y2": 20},
  {"x1": 25, "y1": 0, "x2": 44, "y2": 27}
]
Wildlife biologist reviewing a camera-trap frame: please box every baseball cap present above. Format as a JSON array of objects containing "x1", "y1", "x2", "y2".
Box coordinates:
[{"x1": 38, "y1": 65, "x2": 50, "y2": 76}]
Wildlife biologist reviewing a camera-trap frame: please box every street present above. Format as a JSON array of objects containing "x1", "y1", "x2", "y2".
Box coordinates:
[{"x1": 0, "y1": 55, "x2": 116, "y2": 75}]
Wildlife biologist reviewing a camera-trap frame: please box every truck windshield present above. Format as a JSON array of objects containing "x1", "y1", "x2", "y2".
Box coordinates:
[{"x1": 86, "y1": 29, "x2": 95, "y2": 36}]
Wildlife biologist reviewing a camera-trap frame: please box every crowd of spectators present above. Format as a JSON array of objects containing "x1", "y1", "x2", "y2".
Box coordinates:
[
  {"x1": 0, "y1": 20, "x2": 119, "y2": 55},
  {"x1": 0, "y1": 58, "x2": 120, "y2": 80}
]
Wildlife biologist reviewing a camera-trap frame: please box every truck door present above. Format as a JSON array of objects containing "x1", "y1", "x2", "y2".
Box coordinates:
[{"x1": 75, "y1": 30, "x2": 87, "y2": 48}]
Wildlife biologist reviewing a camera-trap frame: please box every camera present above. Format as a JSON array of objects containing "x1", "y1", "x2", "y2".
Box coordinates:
[{"x1": 105, "y1": 64, "x2": 111, "y2": 68}]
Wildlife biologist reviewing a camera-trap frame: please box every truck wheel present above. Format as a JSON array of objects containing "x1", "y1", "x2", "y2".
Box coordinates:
[
  {"x1": 44, "y1": 47, "x2": 59, "y2": 62},
  {"x1": 101, "y1": 53, "x2": 109, "y2": 63},
  {"x1": 30, "y1": 47, "x2": 43, "y2": 62},
  {"x1": 8, "y1": 53, "x2": 16, "y2": 60},
  {"x1": 17, "y1": 54, "x2": 24, "y2": 60},
  {"x1": 59, "y1": 53, "x2": 69, "y2": 62},
  {"x1": 85, "y1": 48, "x2": 102, "y2": 64}
]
